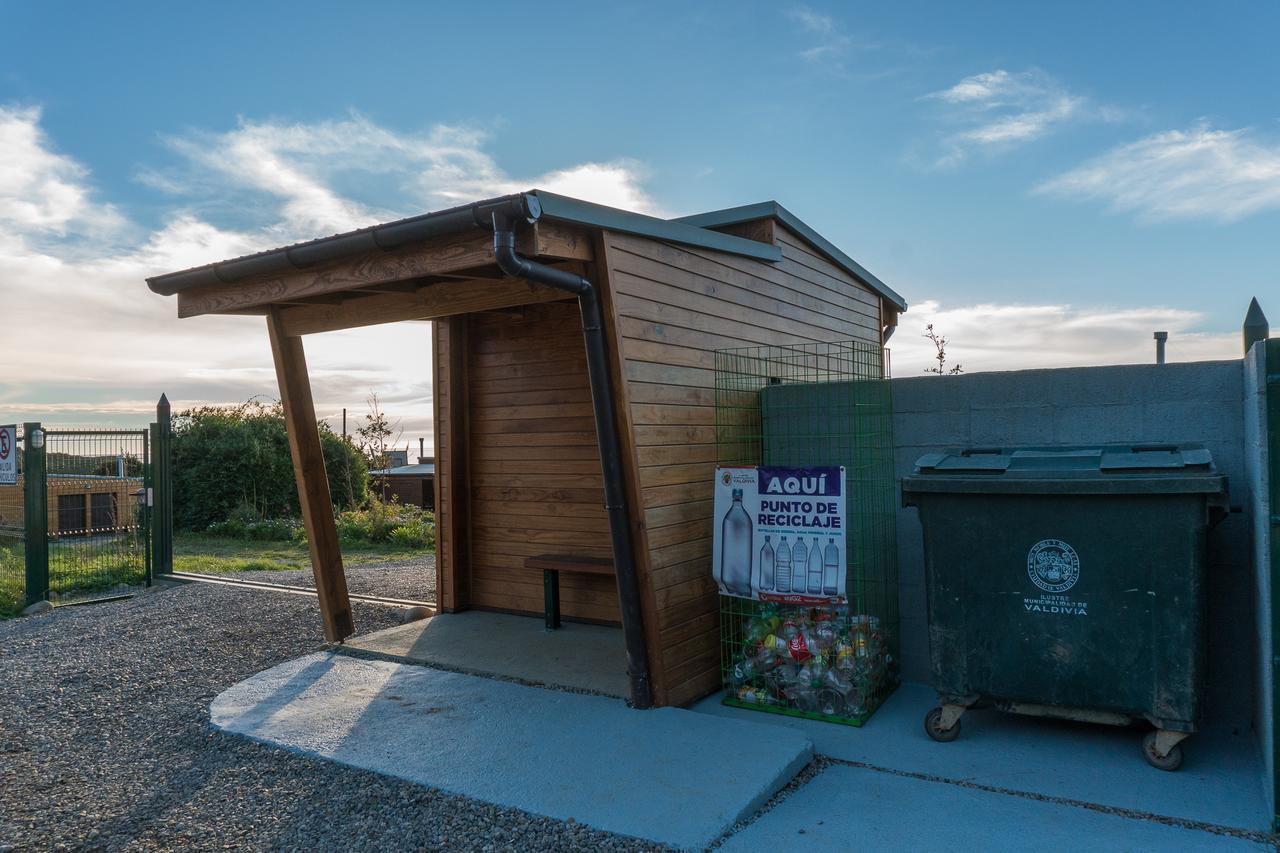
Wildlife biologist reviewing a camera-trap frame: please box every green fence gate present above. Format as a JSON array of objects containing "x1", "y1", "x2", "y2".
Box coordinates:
[{"x1": 2, "y1": 397, "x2": 174, "y2": 613}]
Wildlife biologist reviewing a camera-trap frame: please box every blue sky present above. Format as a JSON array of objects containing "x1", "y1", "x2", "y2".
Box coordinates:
[{"x1": 1, "y1": 1, "x2": 1277, "y2": 442}]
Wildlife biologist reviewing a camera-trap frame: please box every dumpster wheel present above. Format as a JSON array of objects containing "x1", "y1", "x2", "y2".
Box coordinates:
[
  {"x1": 1141, "y1": 731, "x2": 1185, "y2": 772},
  {"x1": 1141, "y1": 727, "x2": 1187, "y2": 768},
  {"x1": 924, "y1": 707, "x2": 962, "y2": 742}
]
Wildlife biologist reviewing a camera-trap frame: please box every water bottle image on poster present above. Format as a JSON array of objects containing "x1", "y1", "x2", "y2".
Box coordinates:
[{"x1": 712, "y1": 465, "x2": 847, "y2": 604}]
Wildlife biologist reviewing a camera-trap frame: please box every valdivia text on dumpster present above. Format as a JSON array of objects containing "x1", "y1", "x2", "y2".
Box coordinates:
[
  {"x1": 712, "y1": 465, "x2": 847, "y2": 604},
  {"x1": 1024, "y1": 538, "x2": 1088, "y2": 616}
]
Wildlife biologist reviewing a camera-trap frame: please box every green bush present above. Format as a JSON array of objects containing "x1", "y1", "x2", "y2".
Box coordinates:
[
  {"x1": 206, "y1": 515, "x2": 301, "y2": 542},
  {"x1": 388, "y1": 521, "x2": 435, "y2": 549},
  {"x1": 331, "y1": 497, "x2": 434, "y2": 547},
  {"x1": 206, "y1": 518, "x2": 246, "y2": 538},
  {"x1": 197, "y1": 495, "x2": 433, "y2": 551},
  {"x1": 172, "y1": 400, "x2": 366, "y2": 530}
]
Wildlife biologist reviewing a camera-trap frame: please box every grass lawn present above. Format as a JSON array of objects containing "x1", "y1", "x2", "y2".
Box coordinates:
[
  {"x1": 3, "y1": 535, "x2": 147, "y2": 618},
  {"x1": 173, "y1": 533, "x2": 431, "y2": 575},
  {"x1": 1, "y1": 539, "x2": 22, "y2": 618},
  {"x1": 0, "y1": 534, "x2": 433, "y2": 617}
]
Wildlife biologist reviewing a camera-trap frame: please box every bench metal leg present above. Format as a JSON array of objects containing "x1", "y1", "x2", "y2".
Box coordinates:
[{"x1": 543, "y1": 569, "x2": 561, "y2": 630}]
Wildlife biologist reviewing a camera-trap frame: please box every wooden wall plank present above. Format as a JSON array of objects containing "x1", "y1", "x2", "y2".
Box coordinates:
[
  {"x1": 607, "y1": 227, "x2": 884, "y2": 707},
  {"x1": 465, "y1": 301, "x2": 619, "y2": 623}
]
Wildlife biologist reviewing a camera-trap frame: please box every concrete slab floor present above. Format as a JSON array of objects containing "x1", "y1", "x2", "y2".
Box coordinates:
[
  {"x1": 693, "y1": 681, "x2": 1272, "y2": 835},
  {"x1": 211, "y1": 652, "x2": 814, "y2": 850},
  {"x1": 342, "y1": 611, "x2": 629, "y2": 699},
  {"x1": 724, "y1": 764, "x2": 1271, "y2": 852}
]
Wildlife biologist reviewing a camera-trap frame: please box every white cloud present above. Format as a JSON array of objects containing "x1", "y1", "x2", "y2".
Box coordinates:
[
  {"x1": 150, "y1": 114, "x2": 663, "y2": 238},
  {"x1": 921, "y1": 69, "x2": 1110, "y2": 167},
  {"x1": 788, "y1": 6, "x2": 852, "y2": 63},
  {"x1": 0, "y1": 105, "x2": 126, "y2": 242},
  {"x1": 890, "y1": 300, "x2": 1237, "y2": 375},
  {"x1": 1035, "y1": 122, "x2": 1280, "y2": 223},
  {"x1": 0, "y1": 107, "x2": 664, "y2": 441},
  {"x1": 0, "y1": 105, "x2": 1250, "y2": 441}
]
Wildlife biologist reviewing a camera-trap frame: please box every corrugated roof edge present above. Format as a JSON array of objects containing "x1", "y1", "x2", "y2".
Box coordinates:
[
  {"x1": 145, "y1": 189, "x2": 781, "y2": 296},
  {"x1": 675, "y1": 201, "x2": 906, "y2": 311}
]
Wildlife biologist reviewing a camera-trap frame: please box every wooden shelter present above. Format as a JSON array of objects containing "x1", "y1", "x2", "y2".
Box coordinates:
[{"x1": 147, "y1": 191, "x2": 905, "y2": 708}]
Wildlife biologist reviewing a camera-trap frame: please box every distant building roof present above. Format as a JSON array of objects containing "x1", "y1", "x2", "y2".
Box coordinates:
[{"x1": 369, "y1": 463, "x2": 435, "y2": 477}]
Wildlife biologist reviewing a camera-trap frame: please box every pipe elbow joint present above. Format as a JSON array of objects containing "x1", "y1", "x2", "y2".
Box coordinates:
[{"x1": 492, "y1": 231, "x2": 529, "y2": 280}]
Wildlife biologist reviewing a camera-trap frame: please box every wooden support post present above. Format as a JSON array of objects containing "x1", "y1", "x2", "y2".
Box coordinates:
[
  {"x1": 433, "y1": 315, "x2": 471, "y2": 612},
  {"x1": 267, "y1": 310, "x2": 354, "y2": 641}
]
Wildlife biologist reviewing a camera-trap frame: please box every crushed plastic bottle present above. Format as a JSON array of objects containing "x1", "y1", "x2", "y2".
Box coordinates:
[{"x1": 727, "y1": 602, "x2": 898, "y2": 722}]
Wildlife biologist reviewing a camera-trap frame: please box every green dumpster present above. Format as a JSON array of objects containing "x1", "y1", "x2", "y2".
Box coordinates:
[{"x1": 901, "y1": 445, "x2": 1228, "y2": 771}]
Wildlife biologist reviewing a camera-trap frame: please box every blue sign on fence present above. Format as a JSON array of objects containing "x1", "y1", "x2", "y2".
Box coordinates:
[{"x1": 0, "y1": 425, "x2": 16, "y2": 486}]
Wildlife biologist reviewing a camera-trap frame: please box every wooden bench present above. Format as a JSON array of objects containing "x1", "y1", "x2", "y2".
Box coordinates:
[{"x1": 523, "y1": 554, "x2": 615, "y2": 630}]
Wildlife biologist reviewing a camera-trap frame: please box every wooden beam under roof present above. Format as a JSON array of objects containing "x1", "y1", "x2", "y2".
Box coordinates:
[
  {"x1": 175, "y1": 221, "x2": 595, "y2": 319},
  {"x1": 276, "y1": 268, "x2": 581, "y2": 336},
  {"x1": 267, "y1": 309, "x2": 354, "y2": 642}
]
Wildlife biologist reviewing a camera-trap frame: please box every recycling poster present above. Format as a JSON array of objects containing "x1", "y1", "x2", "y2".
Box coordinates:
[{"x1": 712, "y1": 465, "x2": 847, "y2": 604}]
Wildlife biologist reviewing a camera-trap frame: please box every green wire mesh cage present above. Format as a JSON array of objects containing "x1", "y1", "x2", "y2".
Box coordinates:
[{"x1": 715, "y1": 340, "x2": 899, "y2": 726}]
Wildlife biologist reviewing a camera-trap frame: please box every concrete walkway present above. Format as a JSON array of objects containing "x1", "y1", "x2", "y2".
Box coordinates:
[
  {"x1": 724, "y1": 764, "x2": 1270, "y2": 852},
  {"x1": 693, "y1": 681, "x2": 1272, "y2": 835},
  {"x1": 211, "y1": 652, "x2": 812, "y2": 849},
  {"x1": 211, "y1": 647, "x2": 1275, "y2": 850}
]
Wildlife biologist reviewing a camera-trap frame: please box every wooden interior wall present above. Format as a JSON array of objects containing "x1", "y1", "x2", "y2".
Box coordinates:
[
  {"x1": 464, "y1": 300, "x2": 622, "y2": 623},
  {"x1": 602, "y1": 223, "x2": 885, "y2": 706}
]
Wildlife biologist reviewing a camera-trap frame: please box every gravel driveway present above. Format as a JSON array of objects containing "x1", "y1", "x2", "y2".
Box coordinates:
[
  {"x1": 0, "y1": 578, "x2": 659, "y2": 851},
  {"x1": 233, "y1": 554, "x2": 437, "y2": 603}
]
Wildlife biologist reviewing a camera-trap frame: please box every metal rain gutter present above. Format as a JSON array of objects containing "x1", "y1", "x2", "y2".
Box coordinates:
[{"x1": 491, "y1": 214, "x2": 654, "y2": 710}]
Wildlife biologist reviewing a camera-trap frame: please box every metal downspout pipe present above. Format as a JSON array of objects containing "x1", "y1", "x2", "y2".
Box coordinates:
[{"x1": 491, "y1": 222, "x2": 653, "y2": 710}]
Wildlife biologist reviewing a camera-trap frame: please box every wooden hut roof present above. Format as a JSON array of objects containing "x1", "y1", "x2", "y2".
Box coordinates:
[
  {"x1": 146, "y1": 190, "x2": 782, "y2": 297},
  {"x1": 675, "y1": 201, "x2": 906, "y2": 310},
  {"x1": 145, "y1": 190, "x2": 901, "y2": 310}
]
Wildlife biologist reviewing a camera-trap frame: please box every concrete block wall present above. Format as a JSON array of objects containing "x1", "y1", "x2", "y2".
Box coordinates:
[{"x1": 891, "y1": 359, "x2": 1255, "y2": 727}]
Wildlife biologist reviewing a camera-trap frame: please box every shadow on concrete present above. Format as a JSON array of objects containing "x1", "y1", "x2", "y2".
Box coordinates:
[{"x1": 341, "y1": 611, "x2": 629, "y2": 698}]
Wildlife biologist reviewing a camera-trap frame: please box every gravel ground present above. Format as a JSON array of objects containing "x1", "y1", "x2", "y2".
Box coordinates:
[
  {"x1": 0, "y1": 578, "x2": 661, "y2": 851},
  {"x1": 232, "y1": 554, "x2": 437, "y2": 603}
]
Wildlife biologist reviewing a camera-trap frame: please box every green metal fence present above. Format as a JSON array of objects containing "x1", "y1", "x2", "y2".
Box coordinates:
[
  {"x1": 715, "y1": 340, "x2": 899, "y2": 725},
  {"x1": 36, "y1": 427, "x2": 151, "y2": 605},
  {"x1": 2, "y1": 397, "x2": 174, "y2": 614}
]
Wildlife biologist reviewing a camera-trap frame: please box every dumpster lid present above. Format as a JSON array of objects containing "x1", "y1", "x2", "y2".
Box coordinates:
[{"x1": 904, "y1": 444, "x2": 1226, "y2": 495}]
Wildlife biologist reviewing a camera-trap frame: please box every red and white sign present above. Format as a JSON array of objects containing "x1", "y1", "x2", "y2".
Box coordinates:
[{"x1": 0, "y1": 425, "x2": 15, "y2": 485}]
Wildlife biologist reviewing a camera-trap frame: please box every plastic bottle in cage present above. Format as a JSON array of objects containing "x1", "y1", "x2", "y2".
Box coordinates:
[
  {"x1": 775, "y1": 536, "x2": 791, "y2": 592},
  {"x1": 823, "y1": 537, "x2": 840, "y2": 596},
  {"x1": 790, "y1": 537, "x2": 808, "y2": 590},
  {"x1": 759, "y1": 535, "x2": 774, "y2": 591},
  {"x1": 807, "y1": 536, "x2": 823, "y2": 593},
  {"x1": 719, "y1": 489, "x2": 753, "y2": 596}
]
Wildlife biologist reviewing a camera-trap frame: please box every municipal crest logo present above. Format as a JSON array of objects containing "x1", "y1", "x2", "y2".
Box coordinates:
[{"x1": 1027, "y1": 539, "x2": 1080, "y2": 593}]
